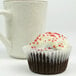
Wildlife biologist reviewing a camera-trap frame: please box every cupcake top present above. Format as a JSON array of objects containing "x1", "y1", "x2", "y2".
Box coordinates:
[{"x1": 29, "y1": 32, "x2": 70, "y2": 51}]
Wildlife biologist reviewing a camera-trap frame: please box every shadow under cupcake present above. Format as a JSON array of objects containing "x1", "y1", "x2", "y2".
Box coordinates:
[{"x1": 23, "y1": 32, "x2": 71, "y2": 74}]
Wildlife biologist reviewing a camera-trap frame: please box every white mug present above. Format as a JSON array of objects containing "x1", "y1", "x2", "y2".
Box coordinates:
[{"x1": 0, "y1": 0, "x2": 48, "y2": 59}]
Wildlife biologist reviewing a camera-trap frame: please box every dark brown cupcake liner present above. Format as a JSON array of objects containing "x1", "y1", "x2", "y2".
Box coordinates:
[{"x1": 28, "y1": 52, "x2": 69, "y2": 74}]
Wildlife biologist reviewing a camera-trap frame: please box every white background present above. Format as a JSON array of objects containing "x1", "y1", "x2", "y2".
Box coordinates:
[{"x1": 0, "y1": 0, "x2": 76, "y2": 76}]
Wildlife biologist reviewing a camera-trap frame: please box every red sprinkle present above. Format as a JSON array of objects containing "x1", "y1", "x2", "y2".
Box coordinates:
[
  {"x1": 47, "y1": 34, "x2": 49, "y2": 36},
  {"x1": 29, "y1": 43, "x2": 31, "y2": 45},
  {"x1": 62, "y1": 46, "x2": 64, "y2": 47},
  {"x1": 54, "y1": 33, "x2": 60, "y2": 36},
  {"x1": 50, "y1": 35, "x2": 56, "y2": 37},
  {"x1": 48, "y1": 47, "x2": 51, "y2": 49},
  {"x1": 39, "y1": 38, "x2": 41, "y2": 41},
  {"x1": 53, "y1": 45, "x2": 56, "y2": 48},
  {"x1": 55, "y1": 40, "x2": 57, "y2": 41},
  {"x1": 59, "y1": 35, "x2": 61, "y2": 38},
  {"x1": 59, "y1": 44, "x2": 64, "y2": 47},
  {"x1": 62, "y1": 35, "x2": 64, "y2": 37},
  {"x1": 45, "y1": 32, "x2": 48, "y2": 34},
  {"x1": 48, "y1": 32, "x2": 52, "y2": 34},
  {"x1": 48, "y1": 39, "x2": 51, "y2": 41},
  {"x1": 46, "y1": 32, "x2": 52, "y2": 34},
  {"x1": 44, "y1": 48, "x2": 47, "y2": 50},
  {"x1": 37, "y1": 42, "x2": 39, "y2": 45},
  {"x1": 31, "y1": 46, "x2": 33, "y2": 48},
  {"x1": 32, "y1": 42, "x2": 35, "y2": 44},
  {"x1": 59, "y1": 45, "x2": 61, "y2": 47},
  {"x1": 56, "y1": 38, "x2": 58, "y2": 39},
  {"x1": 34, "y1": 39, "x2": 37, "y2": 42},
  {"x1": 61, "y1": 43, "x2": 63, "y2": 45},
  {"x1": 37, "y1": 37, "x2": 39, "y2": 39},
  {"x1": 39, "y1": 34, "x2": 41, "y2": 37},
  {"x1": 43, "y1": 34, "x2": 45, "y2": 36}
]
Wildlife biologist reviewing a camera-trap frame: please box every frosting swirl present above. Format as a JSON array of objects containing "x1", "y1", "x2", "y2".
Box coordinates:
[{"x1": 29, "y1": 32, "x2": 70, "y2": 51}]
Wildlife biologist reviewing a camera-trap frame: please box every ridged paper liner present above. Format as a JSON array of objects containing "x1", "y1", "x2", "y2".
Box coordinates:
[
  {"x1": 28, "y1": 46, "x2": 71, "y2": 63},
  {"x1": 23, "y1": 46, "x2": 71, "y2": 74},
  {"x1": 28, "y1": 53, "x2": 68, "y2": 74}
]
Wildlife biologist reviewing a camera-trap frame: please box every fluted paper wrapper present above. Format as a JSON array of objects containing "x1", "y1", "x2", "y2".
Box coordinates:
[{"x1": 23, "y1": 46, "x2": 71, "y2": 74}]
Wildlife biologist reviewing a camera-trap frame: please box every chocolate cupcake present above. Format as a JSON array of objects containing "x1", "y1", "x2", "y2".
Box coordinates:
[{"x1": 23, "y1": 32, "x2": 71, "y2": 74}]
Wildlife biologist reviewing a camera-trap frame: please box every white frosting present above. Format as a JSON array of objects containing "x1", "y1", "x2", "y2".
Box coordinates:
[{"x1": 29, "y1": 32, "x2": 70, "y2": 50}]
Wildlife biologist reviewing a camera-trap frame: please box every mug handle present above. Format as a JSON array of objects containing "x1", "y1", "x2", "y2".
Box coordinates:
[{"x1": 0, "y1": 10, "x2": 11, "y2": 49}]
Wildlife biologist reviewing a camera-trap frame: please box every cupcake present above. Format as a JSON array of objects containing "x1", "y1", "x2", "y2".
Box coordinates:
[{"x1": 23, "y1": 32, "x2": 71, "y2": 74}]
